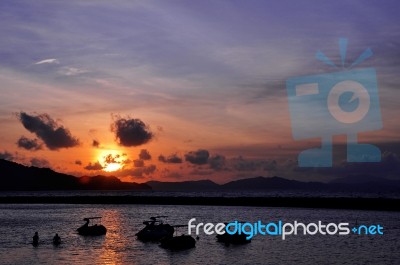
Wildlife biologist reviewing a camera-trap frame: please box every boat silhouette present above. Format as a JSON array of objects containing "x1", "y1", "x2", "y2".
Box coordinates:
[
  {"x1": 136, "y1": 216, "x2": 174, "y2": 242},
  {"x1": 160, "y1": 225, "x2": 196, "y2": 250},
  {"x1": 77, "y1": 217, "x2": 107, "y2": 236}
]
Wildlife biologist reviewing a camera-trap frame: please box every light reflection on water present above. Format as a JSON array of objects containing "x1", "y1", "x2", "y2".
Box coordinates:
[{"x1": 0, "y1": 204, "x2": 398, "y2": 264}]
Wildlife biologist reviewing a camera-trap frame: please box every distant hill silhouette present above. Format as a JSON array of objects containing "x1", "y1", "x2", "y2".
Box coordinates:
[
  {"x1": 146, "y1": 176, "x2": 400, "y2": 193},
  {"x1": 146, "y1": 179, "x2": 220, "y2": 191},
  {"x1": 1, "y1": 159, "x2": 399, "y2": 193},
  {"x1": 221, "y1": 176, "x2": 325, "y2": 190},
  {"x1": 79, "y1": 175, "x2": 150, "y2": 190},
  {"x1": 0, "y1": 159, "x2": 150, "y2": 191},
  {"x1": 145, "y1": 176, "x2": 327, "y2": 191}
]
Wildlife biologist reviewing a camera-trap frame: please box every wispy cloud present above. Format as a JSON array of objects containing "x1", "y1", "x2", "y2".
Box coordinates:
[{"x1": 34, "y1": 58, "x2": 59, "y2": 65}]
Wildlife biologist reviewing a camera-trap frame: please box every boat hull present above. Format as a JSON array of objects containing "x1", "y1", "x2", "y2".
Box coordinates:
[
  {"x1": 77, "y1": 225, "x2": 107, "y2": 236},
  {"x1": 136, "y1": 224, "x2": 174, "y2": 242}
]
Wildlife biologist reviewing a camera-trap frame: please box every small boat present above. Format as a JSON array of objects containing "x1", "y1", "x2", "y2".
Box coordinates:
[
  {"x1": 136, "y1": 216, "x2": 174, "y2": 242},
  {"x1": 77, "y1": 217, "x2": 107, "y2": 236},
  {"x1": 160, "y1": 225, "x2": 196, "y2": 250}
]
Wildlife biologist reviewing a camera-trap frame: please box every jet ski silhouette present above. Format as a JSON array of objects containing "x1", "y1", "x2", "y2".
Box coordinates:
[
  {"x1": 136, "y1": 216, "x2": 174, "y2": 242},
  {"x1": 160, "y1": 225, "x2": 196, "y2": 251},
  {"x1": 77, "y1": 217, "x2": 107, "y2": 236}
]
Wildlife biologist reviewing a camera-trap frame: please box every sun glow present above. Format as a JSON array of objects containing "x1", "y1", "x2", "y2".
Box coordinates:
[
  {"x1": 98, "y1": 150, "x2": 124, "y2": 172},
  {"x1": 103, "y1": 163, "x2": 122, "y2": 172}
]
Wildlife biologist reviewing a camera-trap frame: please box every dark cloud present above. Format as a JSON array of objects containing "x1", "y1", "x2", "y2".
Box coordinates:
[
  {"x1": 158, "y1": 155, "x2": 166, "y2": 162},
  {"x1": 185, "y1": 149, "x2": 209, "y2": 165},
  {"x1": 30, "y1": 158, "x2": 50, "y2": 168},
  {"x1": 104, "y1": 154, "x2": 120, "y2": 164},
  {"x1": 0, "y1": 151, "x2": 14, "y2": 161},
  {"x1": 128, "y1": 164, "x2": 157, "y2": 177},
  {"x1": 143, "y1": 164, "x2": 156, "y2": 174},
  {"x1": 102, "y1": 154, "x2": 132, "y2": 168},
  {"x1": 111, "y1": 115, "x2": 153, "y2": 147},
  {"x1": 158, "y1": 154, "x2": 183, "y2": 163},
  {"x1": 92, "y1": 139, "x2": 100, "y2": 148},
  {"x1": 18, "y1": 112, "x2": 79, "y2": 150},
  {"x1": 208, "y1": 155, "x2": 226, "y2": 170},
  {"x1": 84, "y1": 161, "x2": 104, "y2": 170},
  {"x1": 75, "y1": 160, "x2": 82, "y2": 165},
  {"x1": 231, "y1": 156, "x2": 278, "y2": 172},
  {"x1": 16, "y1": 136, "x2": 42, "y2": 151},
  {"x1": 133, "y1": 159, "x2": 144, "y2": 167},
  {"x1": 139, "y1": 149, "x2": 152, "y2": 160}
]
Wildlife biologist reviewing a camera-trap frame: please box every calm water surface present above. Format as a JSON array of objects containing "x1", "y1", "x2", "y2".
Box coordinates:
[{"x1": 0, "y1": 204, "x2": 399, "y2": 265}]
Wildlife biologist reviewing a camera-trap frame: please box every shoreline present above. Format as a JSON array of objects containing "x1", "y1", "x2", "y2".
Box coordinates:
[{"x1": 0, "y1": 196, "x2": 398, "y2": 211}]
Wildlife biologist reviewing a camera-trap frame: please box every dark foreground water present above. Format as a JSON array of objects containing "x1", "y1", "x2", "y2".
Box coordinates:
[{"x1": 0, "y1": 204, "x2": 399, "y2": 265}]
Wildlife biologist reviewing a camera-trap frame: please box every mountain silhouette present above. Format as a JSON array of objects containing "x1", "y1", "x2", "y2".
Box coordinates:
[
  {"x1": 79, "y1": 175, "x2": 149, "y2": 190},
  {"x1": 144, "y1": 176, "x2": 327, "y2": 191},
  {"x1": 0, "y1": 159, "x2": 150, "y2": 191},
  {"x1": 221, "y1": 176, "x2": 325, "y2": 190},
  {"x1": 146, "y1": 179, "x2": 219, "y2": 191},
  {"x1": 145, "y1": 176, "x2": 400, "y2": 193},
  {"x1": 1, "y1": 159, "x2": 399, "y2": 193}
]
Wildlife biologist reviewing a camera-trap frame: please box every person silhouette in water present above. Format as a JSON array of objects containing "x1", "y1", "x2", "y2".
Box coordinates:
[
  {"x1": 53, "y1": 233, "x2": 61, "y2": 245},
  {"x1": 33, "y1": 232, "x2": 39, "y2": 246}
]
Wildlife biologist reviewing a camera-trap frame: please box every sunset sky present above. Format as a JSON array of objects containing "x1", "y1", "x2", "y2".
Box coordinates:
[{"x1": 0, "y1": 0, "x2": 399, "y2": 183}]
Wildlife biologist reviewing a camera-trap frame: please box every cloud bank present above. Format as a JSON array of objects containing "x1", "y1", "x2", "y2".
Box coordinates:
[
  {"x1": 158, "y1": 154, "x2": 183, "y2": 164},
  {"x1": 18, "y1": 112, "x2": 80, "y2": 150},
  {"x1": 185, "y1": 149, "x2": 209, "y2": 165}
]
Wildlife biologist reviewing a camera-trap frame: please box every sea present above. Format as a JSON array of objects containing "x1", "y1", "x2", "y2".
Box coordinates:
[{"x1": 0, "y1": 191, "x2": 399, "y2": 265}]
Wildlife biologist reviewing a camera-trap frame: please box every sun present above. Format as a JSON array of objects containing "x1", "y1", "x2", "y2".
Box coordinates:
[
  {"x1": 98, "y1": 150, "x2": 124, "y2": 172},
  {"x1": 103, "y1": 163, "x2": 122, "y2": 172}
]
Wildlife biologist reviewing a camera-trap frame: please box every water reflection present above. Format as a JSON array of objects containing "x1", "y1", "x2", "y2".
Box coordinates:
[
  {"x1": 0, "y1": 204, "x2": 398, "y2": 264},
  {"x1": 96, "y1": 209, "x2": 125, "y2": 265}
]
